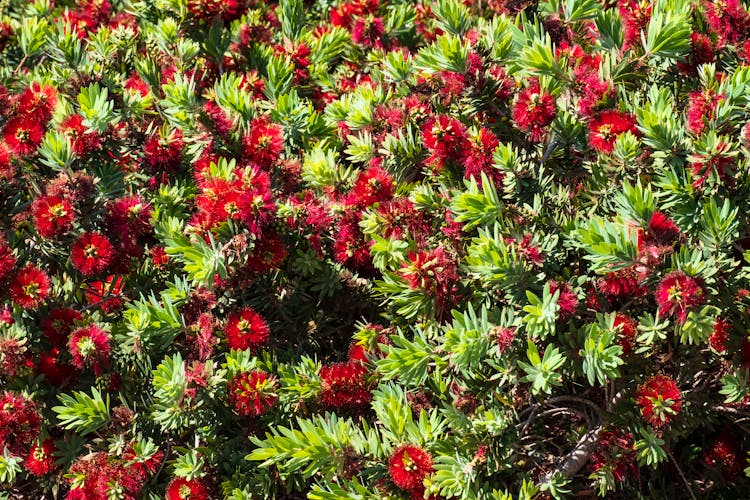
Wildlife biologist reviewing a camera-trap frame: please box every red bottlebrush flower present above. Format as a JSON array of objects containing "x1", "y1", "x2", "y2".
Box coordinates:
[
  {"x1": 186, "y1": 313, "x2": 218, "y2": 361},
  {"x1": 143, "y1": 128, "x2": 183, "y2": 174},
  {"x1": 709, "y1": 318, "x2": 730, "y2": 354},
  {"x1": 37, "y1": 347, "x2": 77, "y2": 387},
  {"x1": 704, "y1": 0, "x2": 750, "y2": 45},
  {"x1": 108, "y1": 195, "x2": 153, "y2": 236},
  {"x1": 345, "y1": 166, "x2": 394, "y2": 208},
  {"x1": 686, "y1": 89, "x2": 724, "y2": 136},
  {"x1": 224, "y1": 307, "x2": 270, "y2": 352},
  {"x1": 351, "y1": 16, "x2": 386, "y2": 49},
  {"x1": 0, "y1": 335, "x2": 29, "y2": 378},
  {"x1": 388, "y1": 444, "x2": 434, "y2": 492},
  {"x1": 71, "y1": 232, "x2": 114, "y2": 276},
  {"x1": 16, "y1": 82, "x2": 57, "y2": 122},
  {"x1": 124, "y1": 73, "x2": 150, "y2": 97},
  {"x1": 647, "y1": 211, "x2": 680, "y2": 244},
  {"x1": 655, "y1": 271, "x2": 705, "y2": 323},
  {"x1": 495, "y1": 327, "x2": 517, "y2": 353},
  {"x1": 25, "y1": 439, "x2": 57, "y2": 476},
  {"x1": 0, "y1": 392, "x2": 40, "y2": 453},
  {"x1": 548, "y1": 280, "x2": 579, "y2": 320},
  {"x1": 203, "y1": 101, "x2": 234, "y2": 138},
  {"x1": 31, "y1": 194, "x2": 75, "y2": 238},
  {"x1": 464, "y1": 128, "x2": 503, "y2": 186},
  {"x1": 319, "y1": 361, "x2": 372, "y2": 409},
  {"x1": 237, "y1": 166, "x2": 276, "y2": 236},
  {"x1": 677, "y1": 33, "x2": 715, "y2": 75},
  {"x1": 68, "y1": 324, "x2": 111, "y2": 376},
  {"x1": 613, "y1": 313, "x2": 637, "y2": 356},
  {"x1": 9, "y1": 265, "x2": 50, "y2": 309},
  {"x1": 588, "y1": 110, "x2": 638, "y2": 153},
  {"x1": 590, "y1": 428, "x2": 637, "y2": 483},
  {"x1": 689, "y1": 140, "x2": 736, "y2": 189},
  {"x1": 704, "y1": 429, "x2": 744, "y2": 481},
  {"x1": 0, "y1": 237, "x2": 16, "y2": 283},
  {"x1": 0, "y1": 142, "x2": 13, "y2": 182},
  {"x1": 228, "y1": 370, "x2": 278, "y2": 417},
  {"x1": 421, "y1": 114, "x2": 471, "y2": 170},
  {"x1": 512, "y1": 79, "x2": 557, "y2": 142},
  {"x1": 635, "y1": 374, "x2": 683, "y2": 427},
  {"x1": 618, "y1": 0, "x2": 652, "y2": 49},
  {"x1": 3, "y1": 117, "x2": 45, "y2": 156},
  {"x1": 246, "y1": 230, "x2": 288, "y2": 274},
  {"x1": 333, "y1": 215, "x2": 372, "y2": 270},
  {"x1": 85, "y1": 275, "x2": 125, "y2": 313},
  {"x1": 243, "y1": 116, "x2": 284, "y2": 169},
  {"x1": 61, "y1": 114, "x2": 100, "y2": 156},
  {"x1": 187, "y1": 0, "x2": 247, "y2": 22},
  {"x1": 165, "y1": 477, "x2": 212, "y2": 500}
]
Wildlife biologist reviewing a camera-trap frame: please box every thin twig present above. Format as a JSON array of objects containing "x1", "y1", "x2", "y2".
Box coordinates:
[{"x1": 666, "y1": 448, "x2": 697, "y2": 500}]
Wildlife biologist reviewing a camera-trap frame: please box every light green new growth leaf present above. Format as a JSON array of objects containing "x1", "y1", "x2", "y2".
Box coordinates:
[{"x1": 53, "y1": 388, "x2": 110, "y2": 436}]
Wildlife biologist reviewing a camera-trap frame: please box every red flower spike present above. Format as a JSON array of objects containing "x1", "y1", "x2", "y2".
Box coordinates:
[
  {"x1": 588, "y1": 110, "x2": 638, "y2": 153},
  {"x1": 635, "y1": 374, "x2": 682, "y2": 427},
  {"x1": 68, "y1": 324, "x2": 111, "y2": 376},
  {"x1": 228, "y1": 370, "x2": 279, "y2": 417},
  {"x1": 0, "y1": 237, "x2": 16, "y2": 283},
  {"x1": 165, "y1": 477, "x2": 212, "y2": 500},
  {"x1": 9, "y1": 265, "x2": 50, "y2": 309},
  {"x1": 31, "y1": 195, "x2": 75, "y2": 238},
  {"x1": 3, "y1": 117, "x2": 45, "y2": 156},
  {"x1": 512, "y1": 79, "x2": 557, "y2": 142},
  {"x1": 243, "y1": 116, "x2": 284, "y2": 169},
  {"x1": 613, "y1": 314, "x2": 637, "y2": 356},
  {"x1": 16, "y1": 82, "x2": 57, "y2": 122},
  {"x1": 709, "y1": 318, "x2": 730, "y2": 354},
  {"x1": 25, "y1": 439, "x2": 57, "y2": 476},
  {"x1": 319, "y1": 361, "x2": 373, "y2": 409},
  {"x1": 388, "y1": 444, "x2": 434, "y2": 491},
  {"x1": 0, "y1": 392, "x2": 40, "y2": 454},
  {"x1": 655, "y1": 271, "x2": 705, "y2": 323},
  {"x1": 224, "y1": 307, "x2": 270, "y2": 352},
  {"x1": 71, "y1": 232, "x2": 114, "y2": 276}
]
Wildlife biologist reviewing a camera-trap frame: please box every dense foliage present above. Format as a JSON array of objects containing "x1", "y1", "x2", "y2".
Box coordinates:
[{"x1": 1, "y1": 0, "x2": 750, "y2": 498}]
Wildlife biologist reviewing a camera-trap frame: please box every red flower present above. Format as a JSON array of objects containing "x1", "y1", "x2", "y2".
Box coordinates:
[
  {"x1": 228, "y1": 370, "x2": 278, "y2": 417},
  {"x1": 647, "y1": 211, "x2": 680, "y2": 244},
  {"x1": 495, "y1": 327, "x2": 517, "y2": 353},
  {"x1": 25, "y1": 439, "x2": 57, "y2": 476},
  {"x1": 16, "y1": 82, "x2": 57, "y2": 122},
  {"x1": 319, "y1": 361, "x2": 373, "y2": 409},
  {"x1": 243, "y1": 116, "x2": 284, "y2": 169},
  {"x1": 345, "y1": 166, "x2": 394, "y2": 208},
  {"x1": 655, "y1": 271, "x2": 705, "y2": 323},
  {"x1": 548, "y1": 280, "x2": 579, "y2": 320},
  {"x1": 421, "y1": 114, "x2": 471, "y2": 170},
  {"x1": 0, "y1": 392, "x2": 40, "y2": 454},
  {"x1": 31, "y1": 194, "x2": 75, "y2": 238},
  {"x1": 3, "y1": 117, "x2": 45, "y2": 155},
  {"x1": 37, "y1": 347, "x2": 77, "y2": 387},
  {"x1": 165, "y1": 477, "x2": 212, "y2": 499},
  {"x1": 108, "y1": 195, "x2": 153, "y2": 236},
  {"x1": 68, "y1": 325, "x2": 111, "y2": 376},
  {"x1": 618, "y1": 0, "x2": 652, "y2": 50},
  {"x1": 588, "y1": 110, "x2": 638, "y2": 153},
  {"x1": 0, "y1": 142, "x2": 12, "y2": 182},
  {"x1": 635, "y1": 374, "x2": 682, "y2": 427},
  {"x1": 143, "y1": 128, "x2": 183, "y2": 174},
  {"x1": 704, "y1": 428, "x2": 744, "y2": 481},
  {"x1": 237, "y1": 166, "x2": 276, "y2": 236},
  {"x1": 613, "y1": 313, "x2": 637, "y2": 356},
  {"x1": 388, "y1": 444, "x2": 434, "y2": 492},
  {"x1": 71, "y1": 232, "x2": 114, "y2": 276},
  {"x1": 0, "y1": 237, "x2": 16, "y2": 283},
  {"x1": 464, "y1": 128, "x2": 502, "y2": 186},
  {"x1": 84, "y1": 275, "x2": 126, "y2": 313},
  {"x1": 9, "y1": 265, "x2": 50, "y2": 309},
  {"x1": 590, "y1": 428, "x2": 637, "y2": 483},
  {"x1": 686, "y1": 89, "x2": 724, "y2": 136},
  {"x1": 224, "y1": 307, "x2": 270, "y2": 352},
  {"x1": 187, "y1": 0, "x2": 247, "y2": 22},
  {"x1": 512, "y1": 79, "x2": 557, "y2": 142},
  {"x1": 709, "y1": 318, "x2": 730, "y2": 354},
  {"x1": 61, "y1": 114, "x2": 100, "y2": 155}
]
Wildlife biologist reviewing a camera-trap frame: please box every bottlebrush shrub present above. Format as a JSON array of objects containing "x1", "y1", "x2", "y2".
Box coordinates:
[{"x1": 3, "y1": 0, "x2": 750, "y2": 498}]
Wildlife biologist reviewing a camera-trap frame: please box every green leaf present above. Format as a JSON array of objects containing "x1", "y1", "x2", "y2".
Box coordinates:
[
  {"x1": 53, "y1": 388, "x2": 111, "y2": 436},
  {"x1": 451, "y1": 173, "x2": 505, "y2": 232},
  {"x1": 580, "y1": 314, "x2": 624, "y2": 386},
  {"x1": 518, "y1": 340, "x2": 565, "y2": 395}
]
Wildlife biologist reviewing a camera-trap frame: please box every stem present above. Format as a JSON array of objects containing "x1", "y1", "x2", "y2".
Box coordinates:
[{"x1": 667, "y1": 448, "x2": 697, "y2": 500}]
